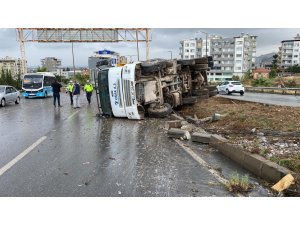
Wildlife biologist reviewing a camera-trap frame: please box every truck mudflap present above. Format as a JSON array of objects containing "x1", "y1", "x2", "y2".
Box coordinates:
[{"x1": 122, "y1": 63, "x2": 142, "y2": 120}]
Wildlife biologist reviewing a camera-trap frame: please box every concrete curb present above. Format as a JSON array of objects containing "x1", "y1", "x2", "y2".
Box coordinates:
[{"x1": 209, "y1": 134, "x2": 295, "y2": 183}]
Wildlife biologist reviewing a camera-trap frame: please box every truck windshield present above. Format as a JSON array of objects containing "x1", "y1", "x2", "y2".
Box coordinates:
[{"x1": 23, "y1": 75, "x2": 43, "y2": 89}]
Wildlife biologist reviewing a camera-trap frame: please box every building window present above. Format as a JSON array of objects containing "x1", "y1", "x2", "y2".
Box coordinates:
[
  {"x1": 185, "y1": 49, "x2": 189, "y2": 53},
  {"x1": 236, "y1": 67, "x2": 242, "y2": 70},
  {"x1": 236, "y1": 54, "x2": 242, "y2": 58},
  {"x1": 185, "y1": 56, "x2": 189, "y2": 59},
  {"x1": 185, "y1": 43, "x2": 189, "y2": 47},
  {"x1": 190, "y1": 43, "x2": 195, "y2": 47},
  {"x1": 236, "y1": 41, "x2": 243, "y2": 45},
  {"x1": 190, "y1": 49, "x2": 195, "y2": 53}
]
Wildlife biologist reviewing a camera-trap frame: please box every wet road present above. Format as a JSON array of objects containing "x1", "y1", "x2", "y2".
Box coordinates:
[
  {"x1": 0, "y1": 92, "x2": 270, "y2": 196},
  {"x1": 219, "y1": 92, "x2": 300, "y2": 107}
]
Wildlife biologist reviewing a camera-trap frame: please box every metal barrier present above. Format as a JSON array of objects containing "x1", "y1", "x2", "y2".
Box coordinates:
[{"x1": 245, "y1": 86, "x2": 300, "y2": 95}]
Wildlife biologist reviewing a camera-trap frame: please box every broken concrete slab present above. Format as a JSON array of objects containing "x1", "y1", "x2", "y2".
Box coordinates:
[
  {"x1": 170, "y1": 114, "x2": 184, "y2": 121},
  {"x1": 168, "y1": 128, "x2": 191, "y2": 140},
  {"x1": 164, "y1": 120, "x2": 182, "y2": 130},
  {"x1": 191, "y1": 133, "x2": 212, "y2": 144},
  {"x1": 181, "y1": 124, "x2": 195, "y2": 132}
]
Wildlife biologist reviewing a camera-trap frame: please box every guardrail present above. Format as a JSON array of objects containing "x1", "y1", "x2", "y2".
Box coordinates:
[{"x1": 245, "y1": 86, "x2": 300, "y2": 95}]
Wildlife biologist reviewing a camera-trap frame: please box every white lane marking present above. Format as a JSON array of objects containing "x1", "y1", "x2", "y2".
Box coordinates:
[
  {"x1": 175, "y1": 139, "x2": 244, "y2": 197},
  {"x1": 68, "y1": 110, "x2": 79, "y2": 120},
  {"x1": 174, "y1": 139, "x2": 228, "y2": 185},
  {"x1": 0, "y1": 136, "x2": 47, "y2": 176}
]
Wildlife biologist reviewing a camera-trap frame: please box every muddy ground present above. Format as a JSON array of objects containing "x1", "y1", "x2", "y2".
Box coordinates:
[{"x1": 179, "y1": 96, "x2": 300, "y2": 175}]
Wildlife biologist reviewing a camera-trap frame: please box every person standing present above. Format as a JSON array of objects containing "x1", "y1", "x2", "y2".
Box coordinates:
[
  {"x1": 84, "y1": 80, "x2": 94, "y2": 104},
  {"x1": 73, "y1": 80, "x2": 81, "y2": 108},
  {"x1": 51, "y1": 79, "x2": 62, "y2": 107},
  {"x1": 66, "y1": 80, "x2": 74, "y2": 105}
]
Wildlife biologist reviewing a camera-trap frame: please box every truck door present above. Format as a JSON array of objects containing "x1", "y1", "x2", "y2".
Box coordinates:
[{"x1": 98, "y1": 69, "x2": 113, "y2": 116}]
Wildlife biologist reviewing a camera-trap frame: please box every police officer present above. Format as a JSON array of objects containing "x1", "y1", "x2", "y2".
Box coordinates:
[
  {"x1": 84, "y1": 80, "x2": 94, "y2": 104},
  {"x1": 66, "y1": 80, "x2": 75, "y2": 105}
]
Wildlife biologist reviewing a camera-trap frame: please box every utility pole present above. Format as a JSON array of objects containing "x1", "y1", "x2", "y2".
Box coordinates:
[
  {"x1": 136, "y1": 30, "x2": 140, "y2": 61},
  {"x1": 16, "y1": 28, "x2": 27, "y2": 75},
  {"x1": 201, "y1": 31, "x2": 208, "y2": 57},
  {"x1": 72, "y1": 43, "x2": 76, "y2": 80},
  {"x1": 167, "y1": 51, "x2": 172, "y2": 59}
]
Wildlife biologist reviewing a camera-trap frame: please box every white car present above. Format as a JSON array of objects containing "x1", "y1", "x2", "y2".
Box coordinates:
[
  {"x1": 0, "y1": 85, "x2": 21, "y2": 107},
  {"x1": 217, "y1": 81, "x2": 245, "y2": 96}
]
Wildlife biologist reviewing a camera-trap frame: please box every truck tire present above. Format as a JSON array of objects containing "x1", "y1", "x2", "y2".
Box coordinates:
[
  {"x1": 182, "y1": 96, "x2": 198, "y2": 105},
  {"x1": 192, "y1": 64, "x2": 208, "y2": 70},
  {"x1": 148, "y1": 103, "x2": 172, "y2": 118},
  {"x1": 177, "y1": 59, "x2": 195, "y2": 66},
  {"x1": 177, "y1": 64, "x2": 182, "y2": 71},
  {"x1": 195, "y1": 57, "x2": 208, "y2": 64},
  {"x1": 192, "y1": 88, "x2": 209, "y2": 96},
  {"x1": 206, "y1": 85, "x2": 217, "y2": 91},
  {"x1": 209, "y1": 90, "x2": 218, "y2": 97},
  {"x1": 141, "y1": 61, "x2": 166, "y2": 73},
  {"x1": 199, "y1": 94, "x2": 209, "y2": 100}
]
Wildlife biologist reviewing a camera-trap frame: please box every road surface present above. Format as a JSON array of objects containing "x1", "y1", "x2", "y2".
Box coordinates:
[
  {"x1": 219, "y1": 92, "x2": 300, "y2": 107},
  {"x1": 0, "y1": 92, "x2": 270, "y2": 196}
]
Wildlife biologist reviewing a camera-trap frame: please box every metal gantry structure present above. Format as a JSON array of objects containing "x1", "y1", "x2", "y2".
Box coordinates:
[{"x1": 16, "y1": 28, "x2": 151, "y2": 75}]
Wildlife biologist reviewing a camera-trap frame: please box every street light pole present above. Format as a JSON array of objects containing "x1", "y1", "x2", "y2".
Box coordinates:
[
  {"x1": 201, "y1": 31, "x2": 208, "y2": 57},
  {"x1": 168, "y1": 51, "x2": 172, "y2": 59}
]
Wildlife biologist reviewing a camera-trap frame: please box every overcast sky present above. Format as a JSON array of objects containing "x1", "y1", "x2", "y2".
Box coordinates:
[{"x1": 0, "y1": 28, "x2": 300, "y2": 67}]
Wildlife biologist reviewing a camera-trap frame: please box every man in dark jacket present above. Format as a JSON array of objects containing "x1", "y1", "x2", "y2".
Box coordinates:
[
  {"x1": 73, "y1": 80, "x2": 81, "y2": 108},
  {"x1": 51, "y1": 79, "x2": 62, "y2": 107}
]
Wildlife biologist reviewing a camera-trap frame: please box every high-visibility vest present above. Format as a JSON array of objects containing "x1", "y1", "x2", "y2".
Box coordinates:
[
  {"x1": 84, "y1": 83, "x2": 93, "y2": 92},
  {"x1": 67, "y1": 83, "x2": 74, "y2": 92}
]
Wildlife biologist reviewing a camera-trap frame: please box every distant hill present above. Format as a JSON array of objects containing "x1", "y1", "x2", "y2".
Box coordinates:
[{"x1": 256, "y1": 53, "x2": 276, "y2": 67}]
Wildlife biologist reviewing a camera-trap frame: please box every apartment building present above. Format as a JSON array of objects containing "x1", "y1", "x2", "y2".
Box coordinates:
[
  {"x1": 41, "y1": 57, "x2": 62, "y2": 72},
  {"x1": 0, "y1": 56, "x2": 24, "y2": 78},
  {"x1": 179, "y1": 33, "x2": 257, "y2": 81},
  {"x1": 280, "y1": 34, "x2": 300, "y2": 68}
]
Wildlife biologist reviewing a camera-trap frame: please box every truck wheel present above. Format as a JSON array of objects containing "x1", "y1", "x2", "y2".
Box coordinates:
[
  {"x1": 192, "y1": 88, "x2": 209, "y2": 96},
  {"x1": 209, "y1": 90, "x2": 218, "y2": 97},
  {"x1": 177, "y1": 59, "x2": 195, "y2": 66},
  {"x1": 195, "y1": 57, "x2": 208, "y2": 64},
  {"x1": 192, "y1": 64, "x2": 208, "y2": 70},
  {"x1": 148, "y1": 103, "x2": 172, "y2": 118},
  {"x1": 182, "y1": 96, "x2": 198, "y2": 105},
  {"x1": 141, "y1": 59, "x2": 167, "y2": 73},
  {"x1": 206, "y1": 85, "x2": 217, "y2": 91}
]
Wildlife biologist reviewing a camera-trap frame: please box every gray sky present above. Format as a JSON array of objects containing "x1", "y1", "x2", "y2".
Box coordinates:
[{"x1": 0, "y1": 28, "x2": 300, "y2": 67}]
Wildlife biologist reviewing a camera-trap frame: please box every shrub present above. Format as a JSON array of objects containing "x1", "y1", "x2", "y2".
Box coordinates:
[{"x1": 251, "y1": 77, "x2": 272, "y2": 87}]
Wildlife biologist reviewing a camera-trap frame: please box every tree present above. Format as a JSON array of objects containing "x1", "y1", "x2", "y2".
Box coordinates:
[
  {"x1": 269, "y1": 69, "x2": 277, "y2": 79},
  {"x1": 272, "y1": 54, "x2": 279, "y2": 70},
  {"x1": 37, "y1": 66, "x2": 48, "y2": 72},
  {"x1": 231, "y1": 75, "x2": 240, "y2": 81}
]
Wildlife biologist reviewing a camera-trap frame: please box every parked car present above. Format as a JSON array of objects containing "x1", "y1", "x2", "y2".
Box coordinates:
[
  {"x1": 217, "y1": 81, "x2": 245, "y2": 95},
  {"x1": 0, "y1": 85, "x2": 21, "y2": 107}
]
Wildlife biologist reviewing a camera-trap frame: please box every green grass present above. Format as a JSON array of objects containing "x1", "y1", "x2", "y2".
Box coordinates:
[{"x1": 225, "y1": 172, "x2": 252, "y2": 193}]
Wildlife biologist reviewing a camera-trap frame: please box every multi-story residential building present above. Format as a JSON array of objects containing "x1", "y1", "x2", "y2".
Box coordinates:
[
  {"x1": 41, "y1": 57, "x2": 62, "y2": 72},
  {"x1": 280, "y1": 34, "x2": 300, "y2": 69},
  {"x1": 179, "y1": 39, "x2": 198, "y2": 59},
  {"x1": 0, "y1": 56, "x2": 24, "y2": 79},
  {"x1": 179, "y1": 33, "x2": 257, "y2": 81}
]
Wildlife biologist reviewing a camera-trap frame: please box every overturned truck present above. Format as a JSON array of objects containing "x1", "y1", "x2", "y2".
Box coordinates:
[{"x1": 94, "y1": 57, "x2": 216, "y2": 119}]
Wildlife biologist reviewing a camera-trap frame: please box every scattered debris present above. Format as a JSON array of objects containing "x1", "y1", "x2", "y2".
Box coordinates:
[
  {"x1": 82, "y1": 162, "x2": 90, "y2": 165},
  {"x1": 63, "y1": 172, "x2": 68, "y2": 175},
  {"x1": 109, "y1": 157, "x2": 116, "y2": 160},
  {"x1": 118, "y1": 191, "x2": 122, "y2": 195},
  {"x1": 191, "y1": 132, "x2": 212, "y2": 144},
  {"x1": 272, "y1": 174, "x2": 295, "y2": 193},
  {"x1": 168, "y1": 128, "x2": 191, "y2": 140},
  {"x1": 164, "y1": 120, "x2": 182, "y2": 130}
]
